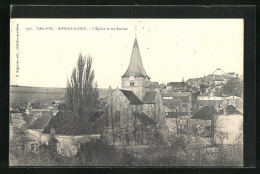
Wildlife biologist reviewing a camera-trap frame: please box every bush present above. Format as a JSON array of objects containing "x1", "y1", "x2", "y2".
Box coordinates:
[{"x1": 76, "y1": 139, "x2": 121, "y2": 166}]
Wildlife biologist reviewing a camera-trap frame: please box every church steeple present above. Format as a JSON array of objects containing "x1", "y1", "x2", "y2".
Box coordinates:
[
  {"x1": 122, "y1": 38, "x2": 150, "y2": 79},
  {"x1": 121, "y1": 37, "x2": 151, "y2": 101}
]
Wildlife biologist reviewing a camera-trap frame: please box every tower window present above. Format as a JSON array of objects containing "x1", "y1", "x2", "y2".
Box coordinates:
[{"x1": 130, "y1": 82, "x2": 135, "y2": 86}]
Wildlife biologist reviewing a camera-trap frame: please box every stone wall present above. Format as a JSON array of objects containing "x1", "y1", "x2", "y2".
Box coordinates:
[{"x1": 41, "y1": 133, "x2": 101, "y2": 157}]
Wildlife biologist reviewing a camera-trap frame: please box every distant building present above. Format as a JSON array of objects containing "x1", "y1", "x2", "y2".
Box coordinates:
[
  {"x1": 149, "y1": 82, "x2": 160, "y2": 89},
  {"x1": 190, "y1": 106, "x2": 216, "y2": 138},
  {"x1": 214, "y1": 105, "x2": 243, "y2": 145},
  {"x1": 26, "y1": 102, "x2": 32, "y2": 114},
  {"x1": 166, "y1": 82, "x2": 186, "y2": 91},
  {"x1": 162, "y1": 92, "x2": 192, "y2": 114},
  {"x1": 190, "y1": 105, "x2": 243, "y2": 145},
  {"x1": 197, "y1": 90, "x2": 223, "y2": 110},
  {"x1": 222, "y1": 96, "x2": 243, "y2": 112},
  {"x1": 186, "y1": 69, "x2": 240, "y2": 93}
]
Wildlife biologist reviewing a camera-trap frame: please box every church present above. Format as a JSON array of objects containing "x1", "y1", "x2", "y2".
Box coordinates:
[{"x1": 104, "y1": 37, "x2": 167, "y2": 147}]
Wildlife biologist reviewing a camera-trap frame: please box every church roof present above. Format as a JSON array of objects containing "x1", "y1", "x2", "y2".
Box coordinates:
[
  {"x1": 120, "y1": 89, "x2": 143, "y2": 105},
  {"x1": 143, "y1": 91, "x2": 157, "y2": 104},
  {"x1": 133, "y1": 112, "x2": 156, "y2": 125},
  {"x1": 122, "y1": 38, "x2": 150, "y2": 79}
]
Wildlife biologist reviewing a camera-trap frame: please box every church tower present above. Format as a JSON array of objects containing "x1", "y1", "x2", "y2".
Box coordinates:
[{"x1": 121, "y1": 38, "x2": 150, "y2": 101}]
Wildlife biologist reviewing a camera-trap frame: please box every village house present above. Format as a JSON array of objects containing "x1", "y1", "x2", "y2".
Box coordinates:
[
  {"x1": 105, "y1": 37, "x2": 167, "y2": 147},
  {"x1": 41, "y1": 111, "x2": 101, "y2": 157},
  {"x1": 222, "y1": 95, "x2": 243, "y2": 113},
  {"x1": 196, "y1": 90, "x2": 223, "y2": 111},
  {"x1": 166, "y1": 81, "x2": 186, "y2": 92},
  {"x1": 190, "y1": 106, "x2": 217, "y2": 139},
  {"x1": 10, "y1": 131, "x2": 41, "y2": 155},
  {"x1": 32, "y1": 99, "x2": 103, "y2": 156},
  {"x1": 26, "y1": 110, "x2": 54, "y2": 143},
  {"x1": 214, "y1": 105, "x2": 243, "y2": 145},
  {"x1": 161, "y1": 91, "x2": 200, "y2": 134},
  {"x1": 186, "y1": 69, "x2": 238, "y2": 92},
  {"x1": 190, "y1": 104, "x2": 243, "y2": 145}
]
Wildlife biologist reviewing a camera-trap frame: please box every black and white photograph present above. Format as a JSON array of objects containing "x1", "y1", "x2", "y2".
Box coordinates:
[{"x1": 9, "y1": 18, "x2": 244, "y2": 166}]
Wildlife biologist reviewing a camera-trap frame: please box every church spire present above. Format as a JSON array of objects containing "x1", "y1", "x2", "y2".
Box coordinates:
[{"x1": 122, "y1": 38, "x2": 150, "y2": 79}]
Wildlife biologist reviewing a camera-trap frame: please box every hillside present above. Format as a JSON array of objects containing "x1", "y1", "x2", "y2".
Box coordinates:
[{"x1": 10, "y1": 85, "x2": 109, "y2": 107}]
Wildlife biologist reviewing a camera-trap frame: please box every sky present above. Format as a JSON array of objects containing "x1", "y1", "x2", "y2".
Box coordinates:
[{"x1": 10, "y1": 19, "x2": 244, "y2": 88}]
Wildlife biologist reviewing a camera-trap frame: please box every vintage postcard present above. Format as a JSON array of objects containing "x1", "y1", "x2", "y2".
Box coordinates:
[{"x1": 10, "y1": 18, "x2": 243, "y2": 166}]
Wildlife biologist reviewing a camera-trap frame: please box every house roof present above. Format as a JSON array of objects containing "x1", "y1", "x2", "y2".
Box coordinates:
[
  {"x1": 120, "y1": 89, "x2": 142, "y2": 105},
  {"x1": 162, "y1": 92, "x2": 191, "y2": 97},
  {"x1": 198, "y1": 91, "x2": 223, "y2": 97},
  {"x1": 122, "y1": 38, "x2": 150, "y2": 79},
  {"x1": 165, "y1": 112, "x2": 190, "y2": 118},
  {"x1": 27, "y1": 111, "x2": 53, "y2": 130},
  {"x1": 197, "y1": 100, "x2": 222, "y2": 107},
  {"x1": 217, "y1": 105, "x2": 242, "y2": 115},
  {"x1": 227, "y1": 72, "x2": 235, "y2": 75},
  {"x1": 191, "y1": 106, "x2": 217, "y2": 120},
  {"x1": 143, "y1": 91, "x2": 157, "y2": 104},
  {"x1": 163, "y1": 99, "x2": 182, "y2": 109},
  {"x1": 133, "y1": 112, "x2": 155, "y2": 125},
  {"x1": 222, "y1": 74, "x2": 232, "y2": 80},
  {"x1": 43, "y1": 111, "x2": 98, "y2": 135},
  {"x1": 167, "y1": 82, "x2": 185, "y2": 87},
  {"x1": 10, "y1": 131, "x2": 39, "y2": 146}
]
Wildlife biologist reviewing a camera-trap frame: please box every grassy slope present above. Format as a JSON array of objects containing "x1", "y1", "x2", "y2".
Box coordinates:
[{"x1": 10, "y1": 85, "x2": 109, "y2": 107}]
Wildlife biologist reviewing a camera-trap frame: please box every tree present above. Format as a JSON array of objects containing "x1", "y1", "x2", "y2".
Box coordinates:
[
  {"x1": 65, "y1": 53, "x2": 99, "y2": 124},
  {"x1": 199, "y1": 84, "x2": 208, "y2": 93},
  {"x1": 221, "y1": 78, "x2": 243, "y2": 97}
]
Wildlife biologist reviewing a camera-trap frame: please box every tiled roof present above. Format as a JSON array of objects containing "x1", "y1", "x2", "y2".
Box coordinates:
[
  {"x1": 167, "y1": 82, "x2": 185, "y2": 87},
  {"x1": 133, "y1": 112, "x2": 155, "y2": 125},
  {"x1": 43, "y1": 111, "x2": 98, "y2": 135},
  {"x1": 191, "y1": 106, "x2": 217, "y2": 120},
  {"x1": 27, "y1": 111, "x2": 53, "y2": 129},
  {"x1": 143, "y1": 91, "x2": 157, "y2": 104},
  {"x1": 165, "y1": 112, "x2": 189, "y2": 118},
  {"x1": 217, "y1": 105, "x2": 242, "y2": 115},
  {"x1": 162, "y1": 92, "x2": 191, "y2": 97},
  {"x1": 120, "y1": 89, "x2": 142, "y2": 105},
  {"x1": 227, "y1": 72, "x2": 235, "y2": 75},
  {"x1": 10, "y1": 131, "x2": 39, "y2": 146},
  {"x1": 197, "y1": 100, "x2": 222, "y2": 107},
  {"x1": 163, "y1": 99, "x2": 182, "y2": 109},
  {"x1": 198, "y1": 91, "x2": 223, "y2": 97}
]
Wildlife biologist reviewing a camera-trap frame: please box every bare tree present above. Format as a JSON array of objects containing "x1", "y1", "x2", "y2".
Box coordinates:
[{"x1": 65, "y1": 53, "x2": 99, "y2": 124}]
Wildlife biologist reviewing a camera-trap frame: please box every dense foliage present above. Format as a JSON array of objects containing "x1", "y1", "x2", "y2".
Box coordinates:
[{"x1": 65, "y1": 53, "x2": 99, "y2": 124}]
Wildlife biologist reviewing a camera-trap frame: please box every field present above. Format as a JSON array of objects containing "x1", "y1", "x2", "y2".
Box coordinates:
[{"x1": 10, "y1": 85, "x2": 109, "y2": 107}]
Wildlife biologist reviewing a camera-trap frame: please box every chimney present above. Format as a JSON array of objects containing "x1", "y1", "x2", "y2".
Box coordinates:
[
  {"x1": 50, "y1": 126, "x2": 55, "y2": 134},
  {"x1": 52, "y1": 102, "x2": 57, "y2": 115},
  {"x1": 223, "y1": 106, "x2": 228, "y2": 116}
]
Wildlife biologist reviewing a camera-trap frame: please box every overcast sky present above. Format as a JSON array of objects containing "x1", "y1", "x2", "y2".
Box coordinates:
[{"x1": 10, "y1": 19, "x2": 243, "y2": 88}]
